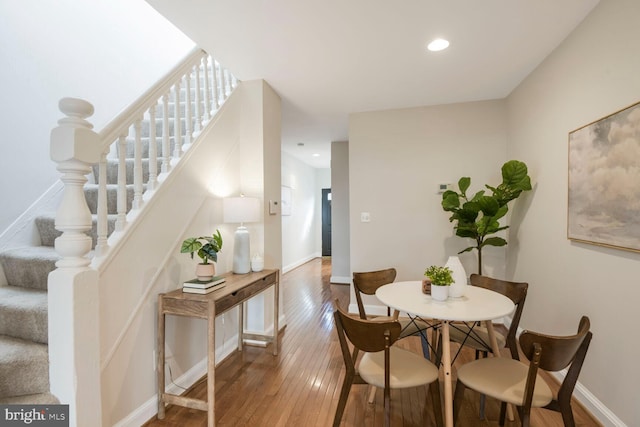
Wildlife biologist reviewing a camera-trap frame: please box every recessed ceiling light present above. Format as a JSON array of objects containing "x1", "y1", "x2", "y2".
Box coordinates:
[
  {"x1": 312, "y1": 153, "x2": 320, "y2": 157},
  {"x1": 427, "y1": 38, "x2": 449, "y2": 52}
]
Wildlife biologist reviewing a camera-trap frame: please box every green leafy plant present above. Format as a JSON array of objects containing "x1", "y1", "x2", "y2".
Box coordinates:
[
  {"x1": 441, "y1": 160, "x2": 532, "y2": 275},
  {"x1": 424, "y1": 265, "x2": 453, "y2": 286},
  {"x1": 180, "y1": 230, "x2": 223, "y2": 264}
]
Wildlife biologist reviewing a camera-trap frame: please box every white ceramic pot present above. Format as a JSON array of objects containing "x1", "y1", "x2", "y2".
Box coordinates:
[
  {"x1": 446, "y1": 255, "x2": 468, "y2": 298},
  {"x1": 196, "y1": 263, "x2": 215, "y2": 281},
  {"x1": 431, "y1": 285, "x2": 449, "y2": 301},
  {"x1": 251, "y1": 256, "x2": 264, "y2": 272}
]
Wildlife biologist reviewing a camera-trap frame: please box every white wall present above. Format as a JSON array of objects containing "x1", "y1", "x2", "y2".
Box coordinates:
[
  {"x1": 281, "y1": 152, "x2": 325, "y2": 272},
  {"x1": 0, "y1": 0, "x2": 194, "y2": 233},
  {"x1": 348, "y1": 101, "x2": 508, "y2": 310},
  {"x1": 506, "y1": 0, "x2": 639, "y2": 425}
]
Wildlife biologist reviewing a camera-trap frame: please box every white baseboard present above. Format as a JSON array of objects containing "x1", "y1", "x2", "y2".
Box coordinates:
[
  {"x1": 550, "y1": 370, "x2": 627, "y2": 427},
  {"x1": 330, "y1": 276, "x2": 351, "y2": 284},
  {"x1": 282, "y1": 253, "x2": 320, "y2": 274}
]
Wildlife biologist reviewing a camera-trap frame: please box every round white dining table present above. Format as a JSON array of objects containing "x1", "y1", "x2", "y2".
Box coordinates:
[{"x1": 376, "y1": 281, "x2": 515, "y2": 427}]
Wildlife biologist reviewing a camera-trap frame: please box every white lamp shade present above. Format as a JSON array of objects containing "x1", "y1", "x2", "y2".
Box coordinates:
[{"x1": 223, "y1": 197, "x2": 260, "y2": 224}]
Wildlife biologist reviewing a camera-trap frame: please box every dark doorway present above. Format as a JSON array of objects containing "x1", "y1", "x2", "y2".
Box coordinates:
[{"x1": 321, "y1": 188, "x2": 331, "y2": 256}]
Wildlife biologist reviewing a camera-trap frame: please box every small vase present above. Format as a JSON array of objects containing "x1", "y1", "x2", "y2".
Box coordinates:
[
  {"x1": 431, "y1": 285, "x2": 449, "y2": 301},
  {"x1": 195, "y1": 263, "x2": 215, "y2": 281},
  {"x1": 445, "y1": 255, "x2": 467, "y2": 298}
]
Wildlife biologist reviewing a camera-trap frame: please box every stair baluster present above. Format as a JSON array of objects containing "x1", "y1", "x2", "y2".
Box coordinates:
[
  {"x1": 195, "y1": 60, "x2": 203, "y2": 134},
  {"x1": 222, "y1": 68, "x2": 230, "y2": 103},
  {"x1": 184, "y1": 73, "x2": 193, "y2": 149},
  {"x1": 95, "y1": 147, "x2": 109, "y2": 256},
  {"x1": 211, "y1": 59, "x2": 220, "y2": 111},
  {"x1": 173, "y1": 81, "x2": 183, "y2": 160},
  {"x1": 116, "y1": 134, "x2": 128, "y2": 232},
  {"x1": 161, "y1": 93, "x2": 171, "y2": 174},
  {"x1": 147, "y1": 103, "x2": 158, "y2": 191},
  {"x1": 133, "y1": 118, "x2": 144, "y2": 210},
  {"x1": 203, "y1": 55, "x2": 212, "y2": 122}
]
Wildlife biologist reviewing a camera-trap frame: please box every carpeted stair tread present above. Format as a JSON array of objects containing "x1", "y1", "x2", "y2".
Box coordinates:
[
  {"x1": 0, "y1": 335, "x2": 50, "y2": 398},
  {"x1": 36, "y1": 214, "x2": 117, "y2": 249},
  {"x1": 0, "y1": 286, "x2": 47, "y2": 344},
  {"x1": 0, "y1": 392, "x2": 59, "y2": 405},
  {"x1": 0, "y1": 247, "x2": 59, "y2": 290}
]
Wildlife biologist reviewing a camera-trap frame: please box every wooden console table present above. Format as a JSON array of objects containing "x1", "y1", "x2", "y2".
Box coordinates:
[{"x1": 157, "y1": 269, "x2": 280, "y2": 427}]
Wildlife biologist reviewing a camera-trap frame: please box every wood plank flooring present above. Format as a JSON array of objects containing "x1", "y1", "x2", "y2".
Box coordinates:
[{"x1": 144, "y1": 257, "x2": 600, "y2": 426}]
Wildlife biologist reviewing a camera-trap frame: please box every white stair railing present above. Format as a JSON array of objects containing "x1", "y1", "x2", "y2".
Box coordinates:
[{"x1": 88, "y1": 48, "x2": 238, "y2": 257}]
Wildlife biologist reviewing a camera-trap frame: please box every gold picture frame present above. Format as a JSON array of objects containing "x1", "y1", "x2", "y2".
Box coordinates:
[{"x1": 567, "y1": 100, "x2": 640, "y2": 252}]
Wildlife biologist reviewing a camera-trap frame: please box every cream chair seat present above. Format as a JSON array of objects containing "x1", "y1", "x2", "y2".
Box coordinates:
[
  {"x1": 453, "y1": 316, "x2": 592, "y2": 427},
  {"x1": 359, "y1": 347, "x2": 439, "y2": 389}
]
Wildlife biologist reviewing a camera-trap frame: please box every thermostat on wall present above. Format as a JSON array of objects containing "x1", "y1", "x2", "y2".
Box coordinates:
[{"x1": 437, "y1": 183, "x2": 452, "y2": 194}]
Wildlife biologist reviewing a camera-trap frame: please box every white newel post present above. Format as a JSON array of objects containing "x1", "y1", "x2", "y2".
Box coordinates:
[{"x1": 49, "y1": 97, "x2": 103, "y2": 427}]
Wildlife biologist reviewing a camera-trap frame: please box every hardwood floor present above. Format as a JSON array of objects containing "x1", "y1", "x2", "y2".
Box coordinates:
[{"x1": 144, "y1": 257, "x2": 600, "y2": 426}]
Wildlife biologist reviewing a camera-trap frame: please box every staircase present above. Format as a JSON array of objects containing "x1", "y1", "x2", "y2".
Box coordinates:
[{"x1": 0, "y1": 49, "x2": 236, "y2": 405}]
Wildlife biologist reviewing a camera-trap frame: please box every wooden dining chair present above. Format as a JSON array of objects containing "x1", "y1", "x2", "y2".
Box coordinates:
[
  {"x1": 353, "y1": 268, "x2": 435, "y2": 403},
  {"x1": 332, "y1": 303, "x2": 443, "y2": 427},
  {"x1": 453, "y1": 316, "x2": 593, "y2": 427},
  {"x1": 447, "y1": 274, "x2": 529, "y2": 360},
  {"x1": 439, "y1": 274, "x2": 528, "y2": 419}
]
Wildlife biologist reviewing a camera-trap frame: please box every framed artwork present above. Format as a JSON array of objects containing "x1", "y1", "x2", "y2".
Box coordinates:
[
  {"x1": 568, "y1": 100, "x2": 640, "y2": 252},
  {"x1": 281, "y1": 186, "x2": 292, "y2": 216}
]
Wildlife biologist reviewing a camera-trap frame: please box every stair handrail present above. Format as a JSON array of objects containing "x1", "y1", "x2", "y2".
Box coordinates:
[
  {"x1": 89, "y1": 47, "x2": 237, "y2": 257},
  {"x1": 98, "y1": 47, "x2": 206, "y2": 148}
]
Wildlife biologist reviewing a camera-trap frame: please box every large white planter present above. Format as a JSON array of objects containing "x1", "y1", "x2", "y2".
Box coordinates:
[
  {"x1": 431, "y1": 285, "x2": 449, "y2": 301},
  {"x1": 446, "y1": 256, "x2": 468, "y2": 298}
]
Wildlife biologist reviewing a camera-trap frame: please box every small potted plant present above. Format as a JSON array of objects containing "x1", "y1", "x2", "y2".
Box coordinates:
[
  {"x1": 424, "y1": 265, "x2": 453, "y2": 301},
  {"x1": 181, "y1": 230, "x2": 223, "y2": 280}
]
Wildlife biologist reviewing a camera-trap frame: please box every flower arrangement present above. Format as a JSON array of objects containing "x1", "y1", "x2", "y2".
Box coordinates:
[{"x1": 424, "y1": 265, "x2": 454, "y2": 286}]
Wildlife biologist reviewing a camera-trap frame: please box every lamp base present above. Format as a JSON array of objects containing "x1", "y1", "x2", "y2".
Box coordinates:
[{"x1": 232, "y1": 226, "x2": 251, "y2": 274}]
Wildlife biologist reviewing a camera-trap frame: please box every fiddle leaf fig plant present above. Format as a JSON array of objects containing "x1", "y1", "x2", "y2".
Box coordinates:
[
  {"x1": 181, "y1": 229, "x2": 223, "y2": 264},
  {"x1": 441, "y1": 160, "x2": 532, "y2": 274}
]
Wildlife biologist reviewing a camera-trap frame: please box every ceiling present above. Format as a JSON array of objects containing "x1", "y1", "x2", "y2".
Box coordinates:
[{"x1": 148, "y1": 0, "x2": 599, "y2": 169}]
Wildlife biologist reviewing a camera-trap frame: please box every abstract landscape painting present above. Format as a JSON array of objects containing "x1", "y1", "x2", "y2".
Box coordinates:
[{"x1": 568, "y1": 101, "x2": 640, "y2": 252}]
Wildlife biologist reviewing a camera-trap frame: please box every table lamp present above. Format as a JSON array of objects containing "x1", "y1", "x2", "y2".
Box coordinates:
[{"x1": 223, "y1": 195, "x2": 260, "y2": 274}]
